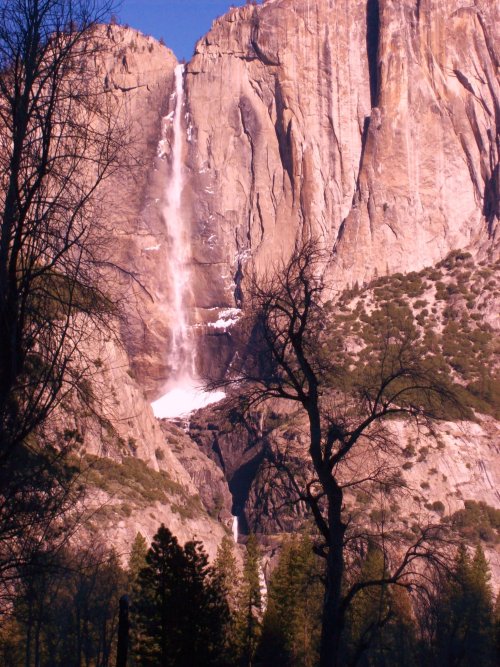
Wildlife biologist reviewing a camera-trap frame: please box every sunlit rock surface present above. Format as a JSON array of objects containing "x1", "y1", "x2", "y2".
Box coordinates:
[
  {"x1": 185, "y1": 0, "x2": 498, "y2": 299},
  {"x1": 60, "y1": 4, "x2": 499, "y2": 566},
  {"x1": 99, "y1": 1, "x2": 498, "y2": 396}
]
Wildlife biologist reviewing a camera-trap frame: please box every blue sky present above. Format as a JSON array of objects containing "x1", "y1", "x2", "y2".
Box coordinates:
[{"x1": 117, "y1": 1, "x2": 251, "y2": 61}]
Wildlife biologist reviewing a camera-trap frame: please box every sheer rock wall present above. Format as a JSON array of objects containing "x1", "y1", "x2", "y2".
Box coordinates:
[
  {"x1": 184, "y1": 0, "x2": 498, "y2": 310},
  {"x1": 65, "y1": 3, "x2": 499, "y2": 560}
]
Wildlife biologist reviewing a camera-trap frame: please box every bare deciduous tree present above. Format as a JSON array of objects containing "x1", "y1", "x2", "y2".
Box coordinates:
[
  {"x1": 0, "y1": 0, "x2": 129, "y2": 598},
  {"x1": 0, "y1": 0, "x2": 121, "y2": 455},
  {"x1": 211, "y1": 239, "x2": 462, "y2": 667}
]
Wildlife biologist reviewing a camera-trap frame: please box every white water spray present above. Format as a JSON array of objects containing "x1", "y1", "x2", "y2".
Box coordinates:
[
  {"x1": 152, "y1": 66, "x2": 224, "y2": 419},
  {"x1": 232, "y1": 516, "x2": 239, "y2": 543},
  {"x1": 258, "y1": 563, "x2": 268, "y2": 613}
]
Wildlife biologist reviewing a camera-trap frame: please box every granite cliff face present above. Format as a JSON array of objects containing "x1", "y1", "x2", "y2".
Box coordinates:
[
  {"x1": 96, "y1": 1, "x2": 499, "y2": 391},
  {"x1": 60, "y1": 3, "x2": 499, "y2": 563},
  {"x1": 51, "y1": 26, "x2": 232, "y2": 560},
  {"x1": 335, "y1": 0, "x2": 499, "y2": 283},
  {"x1": 183, "y1": 0, "x2": 498, "y2": 320}
]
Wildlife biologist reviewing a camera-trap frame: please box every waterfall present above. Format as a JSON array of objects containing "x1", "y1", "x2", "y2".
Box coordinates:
[
  {"x1": 258, "y1": 563, "x2": 268, "y2": 613},
  {"x1": 152, "y1": 65, "x2": 224, "y2": 419},
  {"x1": 162, "y1": 64, "x2": 194, "y2": 379},
  {"x1": 232, "y1": 515, "x2": 239, "y2": 543}
]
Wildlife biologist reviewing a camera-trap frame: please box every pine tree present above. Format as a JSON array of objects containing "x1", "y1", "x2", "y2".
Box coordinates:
[
  {"x1": 494, "y1": 589, "x2": 500, "y2": 665},
  {"x1": 1, "y1": 545, "x2": 126, "y2": 666},
  {"x1": 214, "y1": 536, "x2": 240, "y2": 612},
  {"x1": 129, "y1": 532, "x2": 148, "y2": 586},
  {"x1": 344, "y1": 544, "x2": 417, "y2": 666},
  {"x1": 213, "y1": 536, "x2": 240, "y2": 663},
  {"x1": 468, "y1": 545, "x2": 495, "y2": 664},
  {"x1": 381, "y1": 585, "x2": 416, "y2": 666},
  {"x1": 346, "y1": 545, "x2": 391, "y2": 664},
  {"x1": 260, "y1": 534, "x2": 322, "y2": 667},
  {"x1": 133, "y1": 524, "x2": 228, "y2": 667},
  {"x1": 237, "y1": 534, "x2": 263, "y2": 667},
  {"x1": 182, "y1": 540, "x2": 229, "y2": 664},
  {"x1": 128, "y1": 532, "x2": 149, "y2": 667},
  {"x1": 436, "y1": 544, "x2": 495, "y2": 666}
]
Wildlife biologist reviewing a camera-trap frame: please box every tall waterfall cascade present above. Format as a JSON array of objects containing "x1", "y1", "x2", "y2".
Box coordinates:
[{"x1": 152, "y1": 65, "x2": 224, "y2": 419}]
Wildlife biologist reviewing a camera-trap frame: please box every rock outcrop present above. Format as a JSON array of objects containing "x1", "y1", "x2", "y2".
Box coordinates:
[
  {"x1": 335, "y1": 0, "x2": 499, "y2": 284},
  {"x1": 54, "y1": 329, "x2": 231, "y2": 560},
  {"x1": 95, "y1": 25, "x2": 183, "y2": 395}
]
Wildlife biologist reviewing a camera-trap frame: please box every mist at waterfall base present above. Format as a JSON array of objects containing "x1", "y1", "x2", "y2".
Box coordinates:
[
  {"x1": 151, "y1": 64, "x2": 226, "y2": 420},
  {"x1": 152, "y1": 379, "x2": 225, "y2": 419}
]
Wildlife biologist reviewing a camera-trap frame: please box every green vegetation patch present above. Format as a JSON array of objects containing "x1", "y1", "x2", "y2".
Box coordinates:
[
  {"x1": 328, "y1": 250, "x2": 500, "y2": 420},
  {"x1": 448, "y1": 500, "x2": 500, "y2": 544},
  {"x1": 83, "y1": 454, "x2": 198, "y2": 514}
]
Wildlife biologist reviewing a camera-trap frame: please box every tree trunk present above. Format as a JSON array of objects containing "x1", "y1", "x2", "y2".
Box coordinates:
[
  {"x1": 319, "y1": 506, "x2": 346, "y2": 667},
  {"x1": 116, "y1": 596, "x2": 129, "y2": 667},
  {"x1": 306, "y1": 402, "x2": 347, "y2": 667},
  {"x1": 34, "y1": 611, "x2": 42, "y2": 667},
  {"x1": 25, "y1": 606, "x2": 33, "y2": 667}
]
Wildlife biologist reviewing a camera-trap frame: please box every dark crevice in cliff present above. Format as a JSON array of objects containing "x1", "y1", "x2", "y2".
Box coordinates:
[
  {"x1": 250, "y1": 39, "x2": 279, "y2": 66},
  {"x1": 274, "y1": 78, "x2": 295, "y2": 194},
  {"x1": 454, "y1": 69, "x2": 475, "y2": 96},
  {"x1": 234, "y1": 260, "x2": 244, "y2": 308},
  {"x1": 366, "y1": 0, "x2": 380, "y2": 108},
  {"x1": 483, "y1": 162, "x2": 499, "y2": 235},
  {"x1": 416, "y1": 0, "x2": 421, "y2": 22},
  {"x1": 211, "y1": 436, "x2": 226, "y2": 474},
  {"x1": 228, "y1": 451, "x2": 265, "y2": 532},
  {"x1": 250, "y1": 8, "x2": 279, "y2": 66},
  {"x1": 238, "y1": 96, "x2": 260, "y2": 254},
  {"x1": 354, "y1": 115, "x2": 372, "y2": 193}
]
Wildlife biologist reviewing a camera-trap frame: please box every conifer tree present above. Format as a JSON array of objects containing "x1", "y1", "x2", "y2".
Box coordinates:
[
  {"x1": 128, "y1": 532, "x2": 148, "y2": 666},
  {"x1": 214, "y1": 536, "x2": 240, "y2": 611},
  {"x1": 214, "y1": 536, "x2": 240, "y2": 663},
  {"x1": 237, "y1": 534, "x2": 263, "y2": 667},
  {"x1": 129, "y1": 533, "x2": 148, "y2": 585},
  {"x1": 346, "y1": 545, "x2": 391, "y2": 664},
  {"x1": 494, "y1": 589, "x2": 500, "y2": 665},
  {"x1": 260, "y1": 534, "x2": 322, "y2": 667},
  {"x1": 436, "y1": 544, "x2": 495, "y2": 666},
  {"x1": 344, "y1": 544, "x2": 417, "y2": 666},
  {"x1": 182, "y1": 540, "x2": 229, "y2": 664},
  {"x1": 1, "y1": 544, "x2": 126, "y2": 666},
  {"x1": 133, "y1": 524, "x2": 227, "y2": 667},
  {"x1": 469, "y1": 545, "x2": 495, "y2": 663},
  {"x1": 380, "y1": 585, "x2": 416, "y2": 666}
]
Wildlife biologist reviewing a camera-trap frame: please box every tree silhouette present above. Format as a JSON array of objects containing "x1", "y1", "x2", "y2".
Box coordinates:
[
  {"x1": 0, "y1": 0, "x2": 120, "y2": 455},
  {"x1": 210, "y1": 239, "x2": 461, "y2": 667},
  {"x1": 213, "y1": 536, "x2": 240, "y2": 663},
  {"x1": 260, "y1": 533, "x2": 322, "y2": 667},
  {"x1": 237, "y1": 534, "x2": 263, "y2": 667},
  {"x1": 436, "y1": 544, "x2": 495, "y2": 666},
  {"x1": 133, "y1": 525, "x2": 228, "y2": 667},
  {"x1": 0, "y1": 543, "x2": 126, "y2": 666},
  {"x1": 0, "y1": 0, "x2": 127, "y2": 603}
]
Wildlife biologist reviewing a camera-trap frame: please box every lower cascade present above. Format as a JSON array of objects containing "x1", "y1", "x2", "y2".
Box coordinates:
[
  {"x1": 151, "y1": 64, "x2": 224, "y2": 419},
  {"x1": 258, "y1": 563, "x2": 268, "y2": 613},
  {"x1": 232, "y1": 515, "x2": 239, "y2": 543}
]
